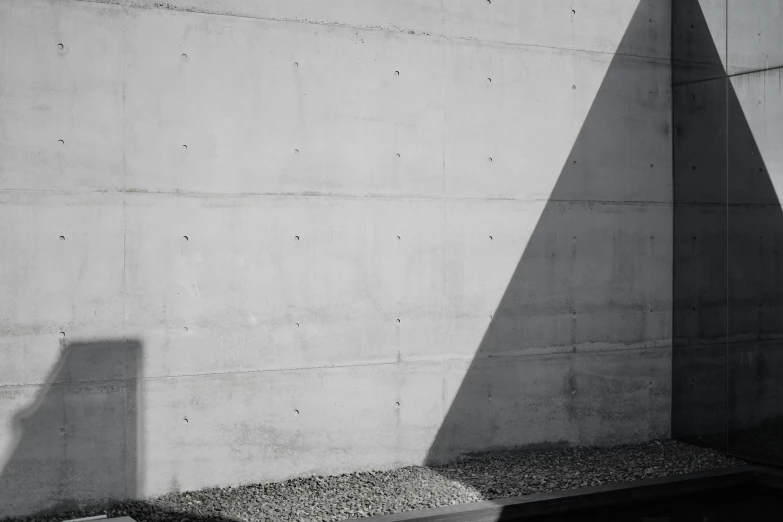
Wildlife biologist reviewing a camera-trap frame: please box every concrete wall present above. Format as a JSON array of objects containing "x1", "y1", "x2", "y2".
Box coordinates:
[
  {"x1": 0, "y1": 0, "x2": 672, "y2": 516},
  {"x1": 672, "y1": 0, "x2": 783, "y2": 464}
]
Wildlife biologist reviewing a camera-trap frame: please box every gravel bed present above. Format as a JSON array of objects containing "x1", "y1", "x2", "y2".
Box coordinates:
[{"x1": 4, "y1": 440, "x2": 745, "y2": 522}]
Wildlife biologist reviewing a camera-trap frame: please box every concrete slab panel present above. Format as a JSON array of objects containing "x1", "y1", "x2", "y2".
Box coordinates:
[
  {"x1": 86, "y1": 0, "x2": 670, "y2": 59},
  {"x1": 0, "y1": 0, "x2": 125, "y2": 191},
  {"x1": 727, "y1": 0, "x2": 783, "y2": 74},
  {"x1": 443, "y1": 41, "x2": 670, "y2": 202},
  {"x1": 136, "y1": 348, "x2": 669, "y2": 496},
  {"x1": 673, "y1": 78, "x2": 728, "y2": 204},
  {"x1": 122, "y1": 195, "x2": 670, "y2": 379},
  {"x1": 0, "y1": 192, "x2": 125, "y2": 387},
  {"x1": 0, "y1": 380, "x2": 130, "y2": 516},
  {"x1": 727, "y1": 204, "x2": 783, "y2": 340},
  {"x1": 672, "y1": 204, "x2": 728, "y2": 346},
  {"x1": 672, "y1": 0, "x2": 727, "y2": 85},
  {"x1": 728, "y1": 341, "x2": 783, "y2": 464},
  {"x1": 429, "y1": 347, "x2": 671, "y2": 463},
  {"x1": 671, "y1": 343, "x2": 727, "y2": 445},
  {"x1": 729, "y1": 70, "x2": 783, "y2": 205},
  {"x1": 122, "y1": 7, "x2": 447, "y2": 198},
  {"x1": 135, "y1": 362, "x2": 443, "y2": 496}
]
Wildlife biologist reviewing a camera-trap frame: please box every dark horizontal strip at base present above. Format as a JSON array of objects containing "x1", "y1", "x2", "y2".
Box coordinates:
[{"x1": 352, "y1": 467, "x2": 756, "y2": 522}]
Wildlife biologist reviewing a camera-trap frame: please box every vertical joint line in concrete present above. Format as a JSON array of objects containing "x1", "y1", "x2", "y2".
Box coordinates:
[{"x1": 725, "y1": 72, "x2": 729, "y2": 456}]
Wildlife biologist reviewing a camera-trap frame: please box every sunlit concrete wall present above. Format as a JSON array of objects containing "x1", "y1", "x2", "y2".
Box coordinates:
[
  {"x1": 1, "y1": 0, "x2": 672, "y2": 515},
  {"x1": 672, "y1": 0, "x2": 783, "y2": 464}
]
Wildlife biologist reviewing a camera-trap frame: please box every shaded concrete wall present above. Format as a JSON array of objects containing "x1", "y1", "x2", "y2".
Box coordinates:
[
  {"x1": 1, "y1": 0, "x2": 671, "y2": 516},
  {"x1": 672, "y1": 0, "x2": 783, "y2": 464}
]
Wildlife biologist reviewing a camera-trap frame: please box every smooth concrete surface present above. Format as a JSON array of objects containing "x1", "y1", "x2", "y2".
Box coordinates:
[
  {"x1": 86, "y1": 0, "x2": 671, "y2": 60},
  {"x1": 0, "y1": 0, "x2": 672, "y2": 517},
  {"x1": 671, "y1": 1, "x2": 783, "y2": 466},
  {"x1": 727, "y1": 0, "x2": 783, "y2": 74},
  {"x1": 671, "y1": 0, "x2": 727, "y2": 84}
]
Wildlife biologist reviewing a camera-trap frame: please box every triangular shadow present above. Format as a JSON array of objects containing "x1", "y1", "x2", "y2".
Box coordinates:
[
  {"x1": 672, "y1": 0, "x2": 783, "y2": 466},
  {"x1": 426, "y1": 0, "x2": 671, "y2": 473}
]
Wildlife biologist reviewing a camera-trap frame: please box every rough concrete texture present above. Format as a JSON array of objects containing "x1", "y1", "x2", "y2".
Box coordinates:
[
  {"x1": 671, "y1": 0, "x2": 783, "y2": 466},
  {"x1": 1, "y1": 0, "x2": 672, "y2": 517}
]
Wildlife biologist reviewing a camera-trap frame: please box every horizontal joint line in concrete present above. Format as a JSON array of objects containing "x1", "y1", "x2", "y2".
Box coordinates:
[
  {"x1": 0, "y1": 345, "x2": 668, "y2": 388},
  {"x1": 73, "y1": 0, "x2": 669, "y2": 62},
  {"x1": 673, "y1": 63, "x2": 783, "y2": 86},
  {"x1": 674, "y1": 201, "x2": 783, "y2": 208},
  {"x1": 0, "y1": 188, "x2": 673, "y2": 206}
]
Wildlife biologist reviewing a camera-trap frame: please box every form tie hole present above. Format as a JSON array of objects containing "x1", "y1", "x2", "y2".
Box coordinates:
[
  {"x1": 183, "y1": 236, "x2": 188, "y2": 241},
  {"x1": 396, "y1": 236, "x2": 401, "y2": 240},
  {"x1": 295, "y1": 322, "x2": 300, "y2": 327},
  {"x1": 183, "y1": 417, "x2": 189, "y2": 423},
  {"x1": 294, "y1": 235, "x2": 300, "y2": 241},
  {"x1": 181, "y1": 53, "x2": 188, "y2": 61},
  {"x1": 489, "y1": 236, "x2": 493, "y2": 240},
  {"x1": 59, "y1": 235, "x2": 65, "y2": 241},
  {"x1": 182, "y1": 144, "x2": 188, "y2": 150},
  {"x1": 394, "y1": 70, "x2": 400, "y2": 76},
  {"x1": 395, "y1": 401, "x2": 400, "y2": 407},
  {"x1": 294, "y1": 409, "x2": 300, "y2": 417},
  {"x1": 183, "y1": 327, "x2": 189, "y2": 333},
  {"x1": 59, "y1": 331, "x2": 66, "y2": 339},
  {"x1": 396, "y1": 153, "x2": 401, "y2": 158},
  {"x1": 293, "y1": 62, "x2": 298, "y2": 68},
  {"x1": 58, "y1": 43, "x2": 64, "y2": 50},
  {"x1": 294, "y1": 149, "x2": 299, "y2": 154},
  {"x1": 396, "y1": 318, "x2": 401, "y2": 324},
  {"x1": 58, "y1": 139, "x2": 65, "y2": 145},
  {"x1": 572, "y1": 85, "x2": 576, "y2": 90}
]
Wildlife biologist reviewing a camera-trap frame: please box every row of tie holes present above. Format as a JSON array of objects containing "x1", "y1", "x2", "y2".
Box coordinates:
[{"x1": 56, "y1": 43, "x2": 579, "y2": 91}]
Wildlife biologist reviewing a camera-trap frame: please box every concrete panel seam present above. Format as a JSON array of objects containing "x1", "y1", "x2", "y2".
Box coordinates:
[
  {"x1": 673, "y1": 63, "x2": 783, "y2": 86},
  {"x1": 72, "y1": 0, "x2": 671, "y2": 62},
  {"x1": 0, "y1": 188, "x2": 676, "y2": 206},
  {"x1": 0, "y1": 345, "x2": 672, "y2": 389}
]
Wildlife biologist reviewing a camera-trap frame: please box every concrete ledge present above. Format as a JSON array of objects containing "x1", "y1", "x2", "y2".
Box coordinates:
[{"x1": 350, "y1": 466, "x2": 757, "y2": 522}]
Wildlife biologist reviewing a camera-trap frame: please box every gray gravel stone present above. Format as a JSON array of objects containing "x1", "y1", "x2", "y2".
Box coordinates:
[{"x1": 2, "y1": 440, "x2": 745, "y2": 522}]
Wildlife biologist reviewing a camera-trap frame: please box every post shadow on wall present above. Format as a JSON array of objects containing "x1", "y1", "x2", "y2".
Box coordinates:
[
  {"x1": 425, "y1": 0, "x2": 671, "y2": 480},
  {"x1": 671, "y1": 0, "x2": 783, "y2": 466},
  {"x1": 0, "y1": 340, "x2": 244, "y2": 522},
  {"x1": 0, "y1": 340, "x2": 143, "y2": 518}
]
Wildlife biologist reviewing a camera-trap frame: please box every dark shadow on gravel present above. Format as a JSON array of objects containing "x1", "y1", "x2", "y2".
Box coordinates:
[
  {"x1": 425, "y1": 0, "x2": 672, "y2": 468},
  {"x1": 0, "y1": 340, "x2": 143, "y2": 518}
]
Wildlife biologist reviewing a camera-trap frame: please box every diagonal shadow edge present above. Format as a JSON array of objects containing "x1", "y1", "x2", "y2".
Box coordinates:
[
  {"x1": 425, "y1": 0, "x2": 672, "y2": 468},
  {"x1": 672, "y1": 0, "x2": 783, "y2": 467}
]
